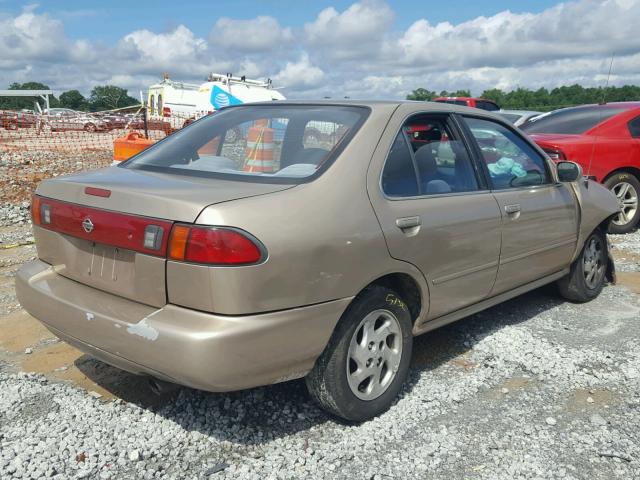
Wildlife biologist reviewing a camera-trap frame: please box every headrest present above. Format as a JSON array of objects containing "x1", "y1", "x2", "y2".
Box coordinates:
[{"x1": 414, "y1": 145, "x2": 438, "y2": 177}]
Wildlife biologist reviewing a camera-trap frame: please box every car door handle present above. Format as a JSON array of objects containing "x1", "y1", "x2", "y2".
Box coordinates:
[
  {"x1": 395, "y1": 216, "x2": 421, "y2": 235},
  {"x1": 504, "y1": 204, "x2": 521, "y2": 214}
]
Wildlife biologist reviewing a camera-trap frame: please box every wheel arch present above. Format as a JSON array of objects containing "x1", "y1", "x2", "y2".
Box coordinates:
[
  {"x1": 358, "y1": 272, "x2": 425, "y2": 326},
  {"x1": 603, "y1": 167, "x2": 640, "y2": 183},
  {"x1": 596, "y1": 216, "x2": 618, "y2": 284}
]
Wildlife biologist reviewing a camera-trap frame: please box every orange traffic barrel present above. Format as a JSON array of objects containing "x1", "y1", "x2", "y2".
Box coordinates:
[
  {"x1": 198, "y1": 136, "x2": 221, "y2": 155},
  {"x1": 113, "y1": 131, "x2": 156, "y2": 162},
  {"x1": 243, "y1": 120, "x2": 275, "y2": 173}
]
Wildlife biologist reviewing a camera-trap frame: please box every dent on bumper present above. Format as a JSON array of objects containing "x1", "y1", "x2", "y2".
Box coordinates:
[{"x1": 16, "y1": 260, "x2": 351, "y2": 391}]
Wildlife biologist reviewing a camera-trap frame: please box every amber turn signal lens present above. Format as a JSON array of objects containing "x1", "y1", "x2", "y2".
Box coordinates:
[
  {"x1": 31, "y1": 195, "x2": 41, "y2": 225},
  {"x1": 168, "y1": 225, "x2": 190, "y2": 261}
]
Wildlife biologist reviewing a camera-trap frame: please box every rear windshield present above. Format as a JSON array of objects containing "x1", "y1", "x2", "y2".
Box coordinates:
[
  {"x1": 521, "y1": 106, "x2": 626, "y2": 135},
  {"x1": 123, "y1": 105, "x2": 369, "y2": 183}
]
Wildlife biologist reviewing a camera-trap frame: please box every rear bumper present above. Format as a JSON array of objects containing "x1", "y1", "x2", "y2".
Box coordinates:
[{"x1": 16, "y1": 260, "x2": 350, "y2": 391}]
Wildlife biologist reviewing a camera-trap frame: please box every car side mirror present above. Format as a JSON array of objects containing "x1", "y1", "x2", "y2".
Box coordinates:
[{"x1": 557, "y1": 161, "x2": 582, "y2": 182}]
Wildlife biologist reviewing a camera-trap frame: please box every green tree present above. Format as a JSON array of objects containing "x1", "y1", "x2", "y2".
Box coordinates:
[
  {"x1": 88, "y1": 85, "x2": 139, "y2": 111},
  {"x1": 480, "y1": 88, "x2": 505, "y2": 105},
  {"x1": 59, "y1": 90, "x2": 87, "y2": 110},
  {"x1": 406, "y1": 88, "x2": 437, "y2": 101},
  {"x1": 406, "y1": 83, "x2": 640, "y2": 111}
]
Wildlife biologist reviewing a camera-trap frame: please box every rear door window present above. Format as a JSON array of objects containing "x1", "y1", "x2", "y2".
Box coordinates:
[
  {"x1": 382, "y1": 115, "x2": 479, "y2": 197},
  {"x1": 464, "y1": 116, "x2": 551, "y2": 189}
]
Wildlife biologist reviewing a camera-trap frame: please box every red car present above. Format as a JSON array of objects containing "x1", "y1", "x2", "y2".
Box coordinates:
[
  {"x1": 433, "y1": 97, "x2": 500, "y2": 111},
  {"x1": 522, "y1": 102, "x2": 640, "y2": 233}
]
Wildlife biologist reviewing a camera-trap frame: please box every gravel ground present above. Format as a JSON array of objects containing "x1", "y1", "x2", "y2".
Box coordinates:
[
  {"x1": 609, "y1": 230, "x2": 640, "y2": 272},
  {"x1": 1, "y1": 151, "x2": 113, "y2": 204},
  {"x1": 1, "y1": 220, "x2": 639, "y2": 479}
]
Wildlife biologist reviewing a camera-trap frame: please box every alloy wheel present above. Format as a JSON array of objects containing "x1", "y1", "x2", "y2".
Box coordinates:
[
  {"x1": 346, "y1": 309, "x2": 402, "y2": 401},
  {"x1": 611, "y1": 181, "x2": 638, "y2": 226},
  {"x1": 583, "y1": 236, "x2": 605, "y2": 289}
]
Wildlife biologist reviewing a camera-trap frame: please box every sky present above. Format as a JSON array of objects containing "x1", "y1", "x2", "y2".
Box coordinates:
[{"x1": 0, "y1": 0, "x2": 638, "y2": 100}]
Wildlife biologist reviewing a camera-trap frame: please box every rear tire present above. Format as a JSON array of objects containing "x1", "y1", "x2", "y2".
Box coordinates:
[
  {"x1": 557, "y1": 229, "x2": 608, "y2": 303},
  {"x1": 604, "y1": 172, "x2": 640, "y2": 234},
  {"x1": 305, "y1": 285, "x2": 413, "y2": 422},
  {"x1": 84, "y1": 123, "x2": 97, "y2": 133}
]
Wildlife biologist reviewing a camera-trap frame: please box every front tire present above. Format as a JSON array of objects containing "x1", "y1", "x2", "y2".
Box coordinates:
[
  {"x1": 557, "y1": 229, "x2": 608, "y2": 303},
  {"x1": 306, "y1": 285, "x2": 413, "y2": 422},
  {"x1": 604, "y1": 172, "x2": 640, "y2": 234}
]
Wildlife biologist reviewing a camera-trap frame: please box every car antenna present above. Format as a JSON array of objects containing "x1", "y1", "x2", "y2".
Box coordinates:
[{"x1": 585, "y1": 53, "x2": 615, "y2": 186}]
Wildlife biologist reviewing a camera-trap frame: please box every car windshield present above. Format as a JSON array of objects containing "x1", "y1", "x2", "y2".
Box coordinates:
[
  {"x1": 521, "y1": 106, "x2": 626, "y2": 134},
  {"x1": 123, "y1": 105, "x2": 369, "y2": 183}
]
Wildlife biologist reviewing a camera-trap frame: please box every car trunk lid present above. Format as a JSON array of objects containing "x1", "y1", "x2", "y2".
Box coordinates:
[
  {"x1": 36, "y1": 166, "x2": 293, "y2": 222},
  {"x1": 34, "y1": 166, "x2": 293, "y2": 307}
]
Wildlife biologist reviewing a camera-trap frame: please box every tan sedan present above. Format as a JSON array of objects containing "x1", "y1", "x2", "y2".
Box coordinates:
[{"x1": 17, "y1": 101, "x2": 619, "y2": 421}]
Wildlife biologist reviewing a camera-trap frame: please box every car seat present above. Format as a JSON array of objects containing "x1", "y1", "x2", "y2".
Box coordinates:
[{"x1": 414, "y1": 144, "x2": 452, "y2": 194}]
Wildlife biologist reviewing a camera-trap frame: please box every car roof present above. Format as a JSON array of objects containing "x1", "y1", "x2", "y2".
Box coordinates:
[
  {"x1": 432, "y1": 96, "x2": 497, "y2": 102},
  {"x1": 228, "y1": 99, "x2": 502, "y2": 116},
  {"x1": 565, "y1": 101, "x2": 640, "y2": 111},
  {"x1": 499, "y1": 109, "x2": 542, "y2": 115}
]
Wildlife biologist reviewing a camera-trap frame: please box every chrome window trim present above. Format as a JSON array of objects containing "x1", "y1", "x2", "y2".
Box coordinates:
[{"x1": 382, "y1": 189, "x2": 492, "y2": 202}]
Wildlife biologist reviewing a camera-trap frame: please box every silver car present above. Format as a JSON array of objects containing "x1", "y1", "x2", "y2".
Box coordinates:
[{"x1": 46, "y1": 108, "x2": 108, "y2": 132}]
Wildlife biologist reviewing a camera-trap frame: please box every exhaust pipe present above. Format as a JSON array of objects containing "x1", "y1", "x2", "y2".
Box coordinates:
[{"x1": 147, "y1": 377, "x2": 180, "y2": 395}]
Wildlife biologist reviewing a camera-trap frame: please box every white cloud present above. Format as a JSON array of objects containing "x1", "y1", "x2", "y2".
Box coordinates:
[
  {"x1": 273, "y1": 54, "x2": 325, "y2": 89},
  {"x1": 304, "y1": 0, "x2": 394, "y2": 60},
  {"x1": 121, "y1": 25, "x2": 207, "y2": 66},
  {"x1": 211, "y1": 16, "x2": 292, "y2": 52},
  {"x1": 0, "y1": 8, "x2": 84, "y2": 63},
  {"x1": 393, "y1": 0, "x2": 640, "y2": 70}
]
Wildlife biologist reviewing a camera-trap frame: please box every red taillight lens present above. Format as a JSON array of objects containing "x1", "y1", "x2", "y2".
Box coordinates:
[
  {"x1": 543, "y1": 148, "x2": 566, "y2": 162},
  {"x1": 168, "y1": 225, "x2": 263, "y2": 265}
]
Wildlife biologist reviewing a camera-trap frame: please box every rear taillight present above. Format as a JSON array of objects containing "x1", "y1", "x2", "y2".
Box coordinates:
[
  {"x1": 162, "y1": 107, "x2": 171, "y2": 117},
  {"x1": 168, "y1": 225, "x2": 263, "y2": 265},
  {"x1": 543, "y1": 148, "x2": 566, "y2": 162}
]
